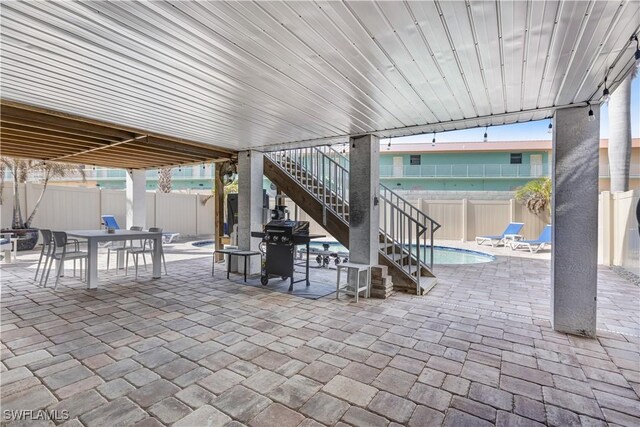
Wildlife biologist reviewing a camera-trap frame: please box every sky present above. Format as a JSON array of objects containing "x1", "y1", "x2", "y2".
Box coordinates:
[{"x1": 383, "y1": 74, "x2": 639, "y2": 145}]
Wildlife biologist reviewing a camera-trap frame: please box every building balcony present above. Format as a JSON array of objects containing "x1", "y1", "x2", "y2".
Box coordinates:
[
  {"x1": 380, "y1": 163, "x2": 550, "y2": 179},
  {"x1": 380, "y1": 163, "x2": 640, "y2": 179}
]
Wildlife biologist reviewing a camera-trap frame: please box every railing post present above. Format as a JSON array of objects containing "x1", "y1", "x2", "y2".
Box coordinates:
[
  {"x1": 322, "y1": 156, "x2": 326, "y2": 226},
  {"x1": 430, "y1": 226, "x2": 434, "y2": 271}
]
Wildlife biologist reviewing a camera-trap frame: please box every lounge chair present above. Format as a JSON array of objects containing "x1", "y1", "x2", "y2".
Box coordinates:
[
  {"x1": 101, "y1": 215, "x2": 120, "y2": 230},
  {"x1": 475, "y1": 222, "x2": 524, "y2": 247},
  {"x1": 510, "y1": 225, "x2": 552, "y2": 253}
]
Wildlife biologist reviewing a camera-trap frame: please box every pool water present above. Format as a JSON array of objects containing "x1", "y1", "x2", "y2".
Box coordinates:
[
  {"x1": 305, "y1": 241, "x2": 495, "y2": 265},
  {"x1": 194, "y1": 240, "x2": 495, "y2": 265}
]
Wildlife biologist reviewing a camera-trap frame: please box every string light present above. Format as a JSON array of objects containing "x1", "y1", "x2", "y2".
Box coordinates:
[
  {"x1": 483, "y1": 126, "x2": 488, "y2": 142},
  {"x1": 202, "y1": 163, "x2": 206, "y2": 170},
  {"x1": 633, "y1": 34, "x2": 640, "y2": 68},
  {"x1": 342, "y1": 143, "x2": 346, "y2": 154},
  {"x1": 602, "y1": 76, "x2": 610, "y2": 103},
  {"x1": 547, "y1": 119, "x2": 553, "y2": 134},
  {"x1": 587, "y1": 103, "x2": 595, "y2": 122},
  {"x1": 386, "y1": 140, "x2": 391, "y2": 150},
  {"x1": 431, "y1": 132, "x2": 436, "y2": 147}
]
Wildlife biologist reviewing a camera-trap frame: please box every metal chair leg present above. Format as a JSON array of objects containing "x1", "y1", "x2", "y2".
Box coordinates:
[
  {"x1": 162, "y1": 251, "x2": 167, "y2": 275},
  {"x1": 35, "y1": 244, "x2": 46, "y2": 281},
  {"x1": 134, "y1": 253, "x2": 139, "y2": 278},
  {"x1": 41, "y1": 253, "x2": 54, "y2": 287},
  {"x1": 125, "y1": 252, "x2": 129, "y2": 276},
  {"x1": 53, "y1": 257, "x2": 64, "y2": 290},
  {"x1": 106, "y1": 249, "x2": 110, "y2": 272},
  {"x1": 142, "y1": 253, "x2": 147, "y2": 271}
]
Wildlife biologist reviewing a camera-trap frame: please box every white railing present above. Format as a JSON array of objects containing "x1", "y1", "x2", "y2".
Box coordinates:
[
  {"x1": 266, "y1": 146, "x2": 440, "y2": 293},
  {"x1": 380, "y1": 163, "x2": 550, "y2": 178},
  {"x1": 380, "y1": 162, "x2": 640, "y2": 179}
]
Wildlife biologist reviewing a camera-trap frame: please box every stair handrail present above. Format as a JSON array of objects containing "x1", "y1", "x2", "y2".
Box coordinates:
[
  {"x1": 326, "y1": 146, "x2": 441, "y2": 238},
  {"x1": 266, "y1": 147, "x2": 350, "y2": 225}
]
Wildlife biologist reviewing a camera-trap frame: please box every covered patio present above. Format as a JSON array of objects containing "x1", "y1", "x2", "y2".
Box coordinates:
[
  {"x1": 2, "y1": 244, "x2": 639, "y2": 426},
  {"x1": 1, "y1": 0, "x2": 640, "y2": 426}
]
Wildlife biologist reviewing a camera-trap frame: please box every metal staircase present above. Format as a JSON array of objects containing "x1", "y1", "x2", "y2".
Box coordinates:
[{"x1": 264, "y1": 146, "x2": 441, "y2": 295}]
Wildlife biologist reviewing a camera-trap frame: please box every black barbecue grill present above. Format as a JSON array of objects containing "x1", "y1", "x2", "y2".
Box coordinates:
[{"x1": 251, "y1": 220, "x2": 323, "y2": 291}]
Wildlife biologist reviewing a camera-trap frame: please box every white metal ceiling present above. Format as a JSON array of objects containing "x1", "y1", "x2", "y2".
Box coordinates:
[{"x1": 1, "y1": 1, "x2": 638, "y2": 152}]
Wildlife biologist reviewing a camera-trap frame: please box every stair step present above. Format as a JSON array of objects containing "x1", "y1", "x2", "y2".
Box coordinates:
[
  {"x1": 388, "y1": 253, "x2": 409, "y2": 262},
  {"x1": 419, "y1": 276, "x2": 438, "y2": 294}
]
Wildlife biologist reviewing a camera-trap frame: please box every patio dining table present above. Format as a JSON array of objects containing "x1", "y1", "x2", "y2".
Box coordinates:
[{"x1": 66, "y1": 229, "x2": 163, "y2": 289}]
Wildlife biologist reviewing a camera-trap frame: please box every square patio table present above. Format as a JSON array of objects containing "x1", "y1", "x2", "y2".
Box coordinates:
[{"x1": 66, "y1": 229, "x2": 163, "y2": 289}]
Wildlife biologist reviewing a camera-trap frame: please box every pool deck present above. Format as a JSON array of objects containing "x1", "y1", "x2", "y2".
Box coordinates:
[{"x1": 1, "y1": 240, "x2": 638, "y2": 426}]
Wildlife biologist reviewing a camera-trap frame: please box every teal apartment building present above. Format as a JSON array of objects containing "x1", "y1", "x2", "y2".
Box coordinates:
[{"x1": 380, "y1": 140, "x2": 550, "y2": 191}]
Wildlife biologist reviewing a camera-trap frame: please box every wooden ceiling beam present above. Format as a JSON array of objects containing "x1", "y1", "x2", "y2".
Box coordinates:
[
  {"x1": 2, "y1": 135, "x2": 198, "y2": 162},
  {"x1": 0, "y1": 118, "x2": 121, "y2": 142},
  {"x1": 1, "y1": 122, "x2": 116, "y2": 144},
  {"x1": 1, "y1": 100, "x2": 236, "y2": 156},
  {"x1": 1, "y1": 105, "x2": 136, "y2": 140},
  {"x1": 0, "y1": 149, "x2": 152, "y2": 169},
  {"x1": 145, "y1": 137, "x2": 230, "y2": 160},
  {"x1": 2, "y1": 138, "x2": 202, "y2": 168},
  {"x1": 1, "y1": 131, "x2": 106, "y2": 148}
]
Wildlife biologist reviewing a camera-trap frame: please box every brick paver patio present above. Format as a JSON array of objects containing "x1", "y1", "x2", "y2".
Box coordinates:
[{"x1": 1, "y1": 242, "x2": 639, "y2": 426}]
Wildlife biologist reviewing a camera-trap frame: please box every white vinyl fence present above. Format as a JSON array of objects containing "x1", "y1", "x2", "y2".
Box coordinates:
[
  {"x1": 3, "y1": 184, "x2": 638, "y2": 275},
  {"x1": 598, "y1": 189, "x2": 640, "y2": 275},
  {"x1": 1, "y1": 183, "x2": 214, "y2": 239}
]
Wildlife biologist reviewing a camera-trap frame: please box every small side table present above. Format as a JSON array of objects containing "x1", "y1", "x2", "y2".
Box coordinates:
[
  {"x1": 213, "y1": 249, "x2": 261, "y2": 282},
  {"x1": 336, "y1": 262, "x2": 371, "y2": 302}
]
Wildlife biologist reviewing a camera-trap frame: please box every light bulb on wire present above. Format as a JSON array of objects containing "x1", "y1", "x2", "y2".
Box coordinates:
[
  {"x1": 483, "y1": 126, "x2": 488, "y2": 142},
  {"x1": 587, "y1": 103, "x2": 595, "y2": 122},
  {"x1": 431, "y1": 132, "x2": 436, "y2": 147},
  {"x1": 602, "y1": 76, "x2": 610, "y2": 103},
  {"x1": 547, "y1": 120, "x2": 553, "y2": 134},
  {"x1": 386, "y1": 140, "x2": 391, "y2": 151},
  {"x1": 633, "y1": 34, "x2": 640, "y2": 68}
]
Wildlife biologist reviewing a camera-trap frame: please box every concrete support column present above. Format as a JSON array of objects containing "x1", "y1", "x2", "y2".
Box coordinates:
[
  {"x1": 126, "y1": 169, "x2": 146, "y2": 229},
  {"x1": 348, "y1": 134, "x2": 380, "y2": 265},
  {"x1": 608, "y1": 73, "x2": 633, "y2": 192},
  {"x1": 551, "y1": 105, "x2": 600, "y2": 337},
  {"x1": 237, "y1": 150, "x2": 264, "y2": 274}
]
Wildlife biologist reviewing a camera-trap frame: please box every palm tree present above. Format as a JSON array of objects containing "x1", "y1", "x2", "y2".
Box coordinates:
[
  {"x1": 157, "y1": 168, "x2": 172, "y2": 193},
  {"x1": 515, "y1": 177, "x2": 551, "y2": 220},
  {"x1": 607, "y1": 70, "x2": 636, "y2": 192},
  {"x1": 0, "y1": 157, "x2": 86, "y2": 229}
]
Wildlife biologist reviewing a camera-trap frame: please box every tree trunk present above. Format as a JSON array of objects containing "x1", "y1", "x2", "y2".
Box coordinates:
[
  {"x1": 24, "y1": 171, "x2": 51, "y2": 228},
  {"x1": 608, "y1": 72, "x2": 633, "y2": 192},
  {"x1": 157, "y1": 168, "x2": 172, "y2": 193},
  {"x1": 11, "y1": 164, "x2": 24, "y2": 228}
]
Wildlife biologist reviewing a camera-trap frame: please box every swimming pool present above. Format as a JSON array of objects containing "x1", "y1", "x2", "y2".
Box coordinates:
[
  {"x1": 304, "y1": 241, "x2": 495, "y2": 265},
  {"x1": 193, "y1": 240, "x2": 495, "y2": 265}
]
